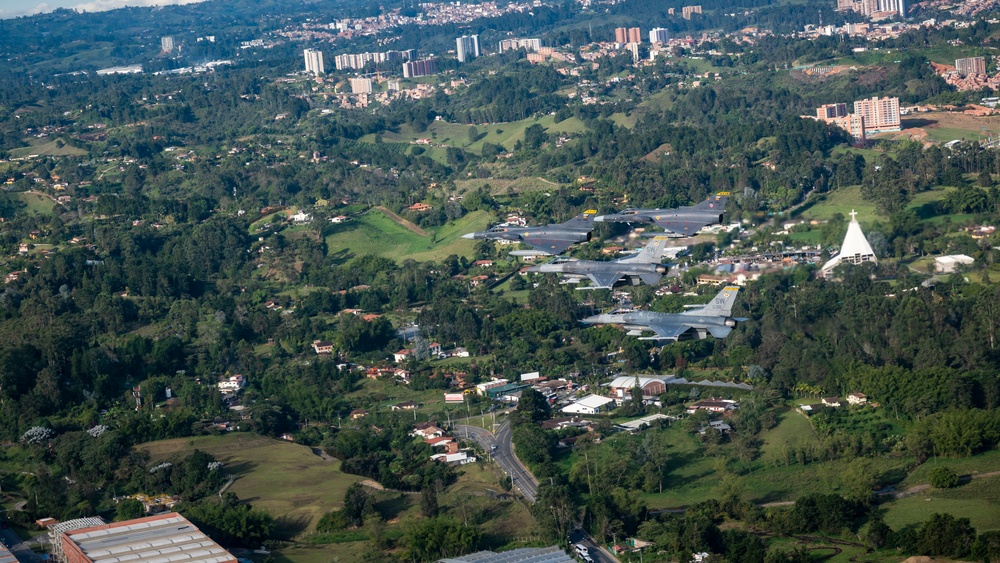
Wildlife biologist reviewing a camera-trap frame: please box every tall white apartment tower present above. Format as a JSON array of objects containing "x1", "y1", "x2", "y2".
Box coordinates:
[
  {"x1": 649, "y1": 28, "x2": 670, "y2": 44},
  {"x1": 456, "y1": 35, "x2": 481, "y2": 63},
  {"x1": 303, "y1": 48, "x2": 325, "y2": 76},
  {"x1": 161, "y1": 36, "x2": 174, "y2": 53}
]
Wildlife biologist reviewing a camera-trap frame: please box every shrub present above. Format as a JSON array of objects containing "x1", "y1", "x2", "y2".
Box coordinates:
[{"x1": 929, "y1": 466, "x2": 960, "y2": 489}]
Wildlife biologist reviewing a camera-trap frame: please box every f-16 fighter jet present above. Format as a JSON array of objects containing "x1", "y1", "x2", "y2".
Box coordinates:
[
  {"x1": 462, "y1": 211, "x2": 597, "y2": 256},
  {"x1": 581, "y1": 286, "x2": 744, "y2": 341},
  {"x1": 526, "y1": 236, "x2": 685, "y2": 290},
  {"x1": 594, "y1": 193, "x2": 729, "y2": 237}
]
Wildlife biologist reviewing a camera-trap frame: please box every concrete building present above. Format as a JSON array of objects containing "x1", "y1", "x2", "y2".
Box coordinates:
[
  {"x1": 614, "y1": 27, "x2": 627, "y2": 43},
  {"x1": 821, "y1": 210, "x2": 878, "y2": 276},
  {"x1": 682, "y1": 5, "x2": 702, "y2": 19},
  {"x1": 304, "y1": 48, "x2": 325, "y2": 76},
  {"x1": 402, "y1": 57, "x2": 437, "y2": 78},
  {"x1": 161, "y1": 36, "x2": 174, "y2": 53},
  {"x1": 853, "y1": 96, "x2": 900, "y2": 132},
  {"x1": 628, "y1": 27, "x2": 642, "y2": 43},
  {"x1": 817, "y1": 103, "x2": 848, "y2": 119},
  {"x1": 456, "y1": 34, "x2": 481, "y2": 62},
  {"x1": 562, "y1": 394, "x2": 615, "y2": 414},
  {"x1": 499, "y1": 38, "x2": 541, "y2": 53},
  {"x1": 350, "y1": 77, "x2": 373, "y2": 94},
  {"x1": 606, "y1": 376, "x2": 668, "y2": 399},
  {"x1": 935, "y1": 254, "x2": 975, "y2": 273},
  {"x1": 58, "y1": 513, "x2": 236, "y2": 563},
  {"x1": 956, "y1": 57, "x2": 986, "y2": 77},
  {"x1": 649, "y1": 27, "x2": 670, "y2": 44},
  {"x1": 613, "y1": 27, "x2": 641, "y2": 43}
]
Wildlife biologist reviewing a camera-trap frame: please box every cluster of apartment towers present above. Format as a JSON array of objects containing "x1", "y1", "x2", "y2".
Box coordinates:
[
  {"x1": 813, "y1": 96, "x2": 901, "y2": 143},
  {"x1": 836, "y1": 0, "x2": 906, "y2": 19}
]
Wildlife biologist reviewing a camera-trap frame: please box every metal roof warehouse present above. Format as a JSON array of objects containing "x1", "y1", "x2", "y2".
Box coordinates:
[{"x1": 60, "y1": 512, "x2": 236, "y2": 563}]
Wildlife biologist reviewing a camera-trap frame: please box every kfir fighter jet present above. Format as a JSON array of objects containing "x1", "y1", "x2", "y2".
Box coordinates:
[
  {"x1": 581, "y1": 286, "x2": 745, "y2": 341},
  {"x1": 526, "y1": 236, "x2": 685, "y2": 290},
  {"x1": 595, "y1": 192, "x2": 729, "y2": 237},
  {"x1": 462, "y1": 211, "x2": 597, "y2": 256}
]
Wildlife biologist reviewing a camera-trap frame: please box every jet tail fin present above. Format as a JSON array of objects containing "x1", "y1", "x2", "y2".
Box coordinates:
[
  {"x1": 619, "y1": 236, "x2": 670, "y2": 264},
  {"x1": 683, "y1": 286, "x2": 740, "y2": 317},
  {"x1": 692, "y1": 193, "x2": 729, "y2": 211},
  {"x1": 559, "y1": 209, "x2": 598, "y2": 229}
]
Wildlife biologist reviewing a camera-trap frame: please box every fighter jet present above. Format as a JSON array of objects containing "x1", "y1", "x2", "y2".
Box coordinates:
[
  {"x1": 461, "y1": 210, "x2": 597, "y2": 256},
  {"x1": 526, "y1": 236, "x2": 685, "y2": 290},
  {"x1": 594, "y1": 192, "x2": 729, "y2": 237},
  {"x1": 581, "y1": 286, "x2": 744, "y2": 341}
]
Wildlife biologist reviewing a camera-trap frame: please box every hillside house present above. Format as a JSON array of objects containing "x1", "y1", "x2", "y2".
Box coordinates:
[
  {"x1": 312, "y1": 340, "x2": 334, "y2": 355},
  {"x1": 821, "y1": 397, "x2": 842, "y2": 407},
  {"x1": 847, "y1": 392, "x2": 868, "y2": 405},
  {"x1": 685, "y1": 398, "x2": 738, "y2": 414},
  {"x1": 394, "y1": 349, "x2": 411, "y2": 362}
]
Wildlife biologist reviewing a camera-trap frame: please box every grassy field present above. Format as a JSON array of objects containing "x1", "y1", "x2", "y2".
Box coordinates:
[
  {"x1": 138, "y1": 434, "x2": 364, "y2": 538},
  {"x1": 638, "y1": 413, "x2": 911, "y2": 509},
  {"x1": 324, "y1": 209, "x2": 492, "y2": 263},
  {"x1": 796, "y1": 185, "x2": 953, "y2": 223},
  {"x1": 797, "y1": 186, "x2": 879, "y2": 222},
  {"x1": 363, "y1": 114, "x2": 589, "y2": 154},
  {"x1": 454, "y1": 176, "x2": 565, "y2": 196},
  {"x1": 882, "y1": 474, "x2": 1000, "y2": 532},
  {"x1": 902, "y1": 111, "x2": 1000, "y2": 144},
  {"x1": 7, "y1": 192, "x2": 58, "y2": 215},
  {"x1": 8, "y1": 138, "x2": 87, "y2": 158},
  {"x1": 758, "y1": 408, "x2": 819, "y2": 465}
]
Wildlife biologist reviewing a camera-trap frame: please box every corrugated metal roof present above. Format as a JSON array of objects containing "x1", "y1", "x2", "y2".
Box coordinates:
[
  {"x1": 65, "y1": 513, "x2": 236, "y2": 563},
  {"x1": 0, "y1": 544, "x2": 18, "y2": 563},
  {"x1": 441, "y1": 546, "x2": 575, "y2": 563}
]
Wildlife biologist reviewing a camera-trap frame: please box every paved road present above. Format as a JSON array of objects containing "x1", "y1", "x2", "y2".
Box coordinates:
[
  {"x1": 0, "y1": 527, "x2": 43, "y2": 563},
  {"x1": 455, "y1": 422, "x2": 539, "y2": 503},
  {"x1": 569, "y1": 528, "x2": 618, "y2": 563}
]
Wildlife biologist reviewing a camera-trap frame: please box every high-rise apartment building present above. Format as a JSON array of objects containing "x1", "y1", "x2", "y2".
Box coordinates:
[
  {"x1": 681, "y1": 5, "x2": 702, "y2": 19},
  {"x1": 614, "y1": 27, "x2": 628, "y2": 43},
  {"x1": 817, "y1": 103, "x2": 848, "y2": 119},
  {"x1": 403, "y1": 57, "x2": 437, "y2": 78},
  {"x1": 628, "y1": 27, "x2": 642, "y2": 43},
  {"x1": 304, "y1": 49, "x2": 325, "y2": 75},
  {"x1": 853, "y1": 96, "x2": 900, "y2": 132},
  {"x1": 498, "y1": 38, "x2": 541, "y2": 53},
  {"x1": 349, "y1": 77, "x2": 373, "y2": 94},
  {"x1": 837, "y1": 0, "x2": 905, "y2": 17},
  {"x1": 649, "y1": 28, "x2": 670, "y2": 44},
  {"x1": 456, "y1": 35, "x2": 481, "y2": 63},
  {"x1": 160, "y1": 36, "x2": 174, "y2": 53},
  {"x1": 956, "y1": 57, "x2": 986, "y2": 77},
  {"x1": 333, "y1": 50, "x2": 410, "y2": 71}
]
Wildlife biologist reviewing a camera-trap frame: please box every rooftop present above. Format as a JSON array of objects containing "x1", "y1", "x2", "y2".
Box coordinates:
[
  {"x1": 62, "y1": 512, "x2": 236, "y2": 563},
  {"x1": 441, "y1": 546, "x2": 576, "y2": 563}
]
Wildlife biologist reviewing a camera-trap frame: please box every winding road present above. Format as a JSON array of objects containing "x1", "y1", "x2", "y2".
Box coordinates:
[
  {"x1": 455, "y1": 421, "x2": 538, "y2": 502},
  {"x1": 454, "y1": 422, "x2": 620, "y2": 563}
]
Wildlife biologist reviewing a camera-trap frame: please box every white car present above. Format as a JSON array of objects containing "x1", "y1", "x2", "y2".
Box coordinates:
[{"x1": 575, "y1": 544, "x2": 589, "y2": 556}]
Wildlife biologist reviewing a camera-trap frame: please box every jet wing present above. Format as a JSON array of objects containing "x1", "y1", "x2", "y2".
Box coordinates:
[
  {"x1": 586, "y1": 272, "x2": 623, "y2": 289},
  {"x1": 640, "y1": 322, "x2": 693, "y2": 341},
  {"x1": 521, "y1": 237, "x2": 576, "y2": 255},
  {"x1": 655, "y1": 220, "x2": 704, "y2": 236}
]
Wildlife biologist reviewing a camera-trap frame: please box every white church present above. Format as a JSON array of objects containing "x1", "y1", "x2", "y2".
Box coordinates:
[{"x1": 820, "y1": 210, "x2": 877, "y2": 277}]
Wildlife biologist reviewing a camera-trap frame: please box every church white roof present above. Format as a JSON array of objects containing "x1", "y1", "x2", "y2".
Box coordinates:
[{"x1": 822, "y1": 210, "x2": 877, "y2": 273}]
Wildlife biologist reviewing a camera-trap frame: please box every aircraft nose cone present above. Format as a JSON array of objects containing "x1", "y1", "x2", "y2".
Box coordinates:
[
  {"x1": 461, "y1": 232, "x2": 476, "y2": 239},
  {"x1": 581, "y1": 315, "x2": 601, "y2": 324}
]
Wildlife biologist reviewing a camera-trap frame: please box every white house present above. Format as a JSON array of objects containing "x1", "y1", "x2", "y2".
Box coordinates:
[
  {"x1": 329, "y1": 215, "x2": 350, "y2": 223},
  {"x1": 291, "y1": 211, "x2": 312, "y2": 223},
  {"x1": 935, "y1": 254, "x2": 974, "y2": 274},
  {"x1": 394, "y1": 349, "x2": 411, "y2": 363},
  {"x1": 218, "y1": 375, "x2": 245, "y2": 392},
  {"x1": 562, "y1": 394, "x2": 615, "y2": 415},
  {"x1": 847, "y1": 392, "x2": 868, "y2": 405}
]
